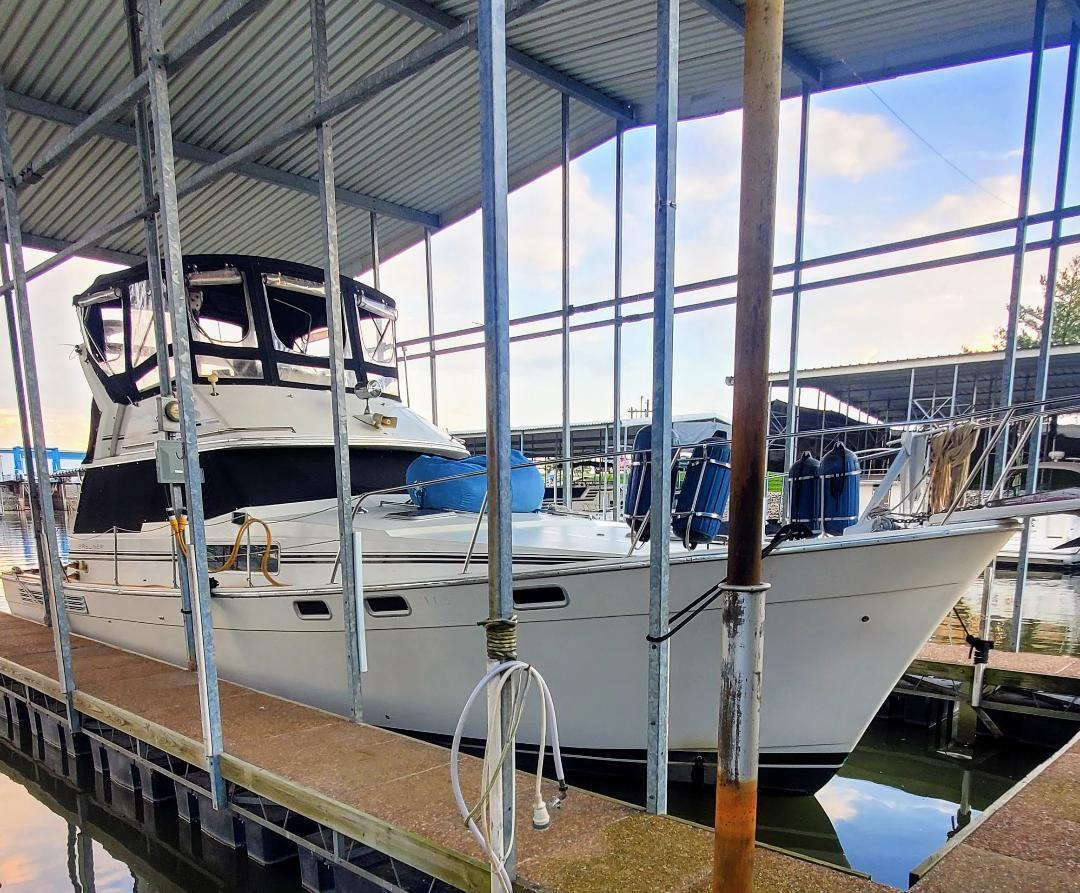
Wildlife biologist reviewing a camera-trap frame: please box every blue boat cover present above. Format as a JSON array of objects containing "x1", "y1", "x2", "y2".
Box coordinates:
[{"x1": 406, "y1": 450, "x2": 544, "y2": 513}]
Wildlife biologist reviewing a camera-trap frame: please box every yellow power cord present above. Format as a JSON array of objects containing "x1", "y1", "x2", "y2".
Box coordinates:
[{"x1": 169, "y1": 515, "x2": 285, "y2": 587}]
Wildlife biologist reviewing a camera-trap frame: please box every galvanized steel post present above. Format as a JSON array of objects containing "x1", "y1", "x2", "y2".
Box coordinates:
[
  {"x1": 561, "y1": 94, "x2": 573, "y2": 507},
  {"x1": 478, "y1": 0, "x2": 517, "y2": 884},
  {"x1": 1010, "y1": 21, "x2": 1078, "y2": 652},
  {"x1": 311, "y1": 0, "x2": 366, "y2": 721},
  {"x1": 141, "y1": 0, "x2": 226, "y2": 808},
  {"x1": 0, "y1": 246, "x2": 48, "y2": 625},
  {"x1": 0, "y1": 81, "x2": 79, "y2": 731},
  {"x1": 781, "y1": 83, "x2": 810, "y2": 516},
  {"x1": 123, "y1": 0, "x2": 198, "y2": 668},
  {"x1": 370, "y1": 211, "x2": 381, "y2": 291},
  {"x1": 717, "y1": 0, "x2": 785, "y2": 888},
  {"x1": 425, "y1": 227, "x2": 440, "y2": 425},
  {"x1": 612, "y1": 123, "x2": 625, "y2": 522},
  {"x1": 647, "y1": 0, "x2": 680, "y2": 817},
  {"x1": 996, "y1": 0, "x2": 1046, "y2": 476}
]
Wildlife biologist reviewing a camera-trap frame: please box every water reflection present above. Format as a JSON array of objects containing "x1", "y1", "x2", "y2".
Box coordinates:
[
  {"x1": 0, "y1": 734, "x2": 304, "y2": 893},
  {"x1": 936, "y1": 568, "x2": 1080, "y2": 657}
]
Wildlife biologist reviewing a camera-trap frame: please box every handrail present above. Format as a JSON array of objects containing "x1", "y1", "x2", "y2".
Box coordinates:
[{"x1": 324, "y1": 398, "x2": 1077, "y2": 580}]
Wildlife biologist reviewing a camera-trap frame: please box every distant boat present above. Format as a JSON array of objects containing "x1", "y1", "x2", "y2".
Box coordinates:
[{"x1": 998, "y1": 458, "x2": 1080, "y2": 568}]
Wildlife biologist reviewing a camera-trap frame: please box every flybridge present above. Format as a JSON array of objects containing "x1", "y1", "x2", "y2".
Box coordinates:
[{"x1": 74, "y1": 254, "x2": 400, "y2": 405}]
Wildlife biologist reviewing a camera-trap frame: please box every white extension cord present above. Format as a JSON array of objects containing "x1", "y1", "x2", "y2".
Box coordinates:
[{"x1": 450, "y1": 660, "x2": 568, "y2": 893}]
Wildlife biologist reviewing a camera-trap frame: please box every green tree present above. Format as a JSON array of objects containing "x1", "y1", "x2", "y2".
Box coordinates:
[{"x1": 984, "y1": 254, "x2": 1080, "y2": 350}]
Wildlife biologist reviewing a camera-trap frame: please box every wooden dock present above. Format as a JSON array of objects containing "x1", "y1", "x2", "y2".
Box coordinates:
[{"x1": 0, "y1": 610, "x2": 883, "y2": 893}]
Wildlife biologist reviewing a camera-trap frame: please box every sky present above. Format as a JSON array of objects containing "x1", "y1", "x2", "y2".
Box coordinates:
[{"x1": 5, "y1": 39, "x2": 1079, "y2": 451}]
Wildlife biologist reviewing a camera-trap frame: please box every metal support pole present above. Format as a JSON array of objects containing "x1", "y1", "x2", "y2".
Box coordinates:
[
  {"x1": 782, "y1": 83, "x2": 810, "y2": 507},
  {"x1": 369, "y1": 211, "x2": 381, "y2": 291},
  {"x1": 478, "y1": 0, "x2": 516, "y2": 885},
  {"x1": 646, "y1": 0, "x2": 679, "y2": 817},
  {"x1": 123, "y1": 0, "x2": 197, "y2": 667},
  {"x1": 972, "y1": 563, "x2": 995, "y2": 710},
  {"x1": 716, "y1": 0, "x2": 785, "y2": 888},
  {"x1": 560, "y1": 94, "x2": 572, "y2": 507},
  {"x1": 142, "y1": 0, "x2": 225, "y2": 808},
  {"x1": 949, "y1": 363, "x2": 960, "y2": 417},
  {"x1": 906, "y1": 367, "x2": 916, "y2": 422},
  {"x1": 612, "y1": 123, "x2": 625, "y2": 522},
  {"x1": 1010, "y1": 21, "x2": 1078, "y2": 652},
  {"x1": 0, "y1": 246, "x2": 48, "y2": 623},
  {"x1": 0, "y1": 81, "x2": 79, "y2": 732},
  {"x1": 311, "y1": 0, "x2": 365, "y2": 720},
  {"x1": 425, "y1": 227, "x2": 440, "y2": 426},
  {"x1": 997, "y1": 0, "x2": 1047, "y2": 475}
]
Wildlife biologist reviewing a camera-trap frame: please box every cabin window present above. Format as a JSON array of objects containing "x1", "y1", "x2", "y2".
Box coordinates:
[
  {"x1": 364, "y1": 595, "x2": 411, "y2": 616},
  {"x1": 262, "y1": 273, "x2": 338, "y2": 387},
  {"x1": 513, "y1": 586, "x2": 568, "y2": 609},
  {"x1": 294, "y1": 599, "x2": 332, "y2": 619}
]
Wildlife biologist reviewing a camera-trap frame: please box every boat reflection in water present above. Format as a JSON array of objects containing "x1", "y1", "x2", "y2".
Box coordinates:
[{"x1": 0, "y1": 732, "x2": 301, "y2": 893}]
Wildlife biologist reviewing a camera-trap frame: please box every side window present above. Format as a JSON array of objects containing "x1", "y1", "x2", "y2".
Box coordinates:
[{"x1": 78, "y1": 289, "x2": 125, "y2": 377}]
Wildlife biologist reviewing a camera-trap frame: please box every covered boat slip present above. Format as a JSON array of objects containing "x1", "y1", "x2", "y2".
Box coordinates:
[
  {"x1": 0, "y1": 609, "x2": 886, "y2": 893},
  {"x1": 2, "y1": 0, "x2": 1078, "y2": 891}
]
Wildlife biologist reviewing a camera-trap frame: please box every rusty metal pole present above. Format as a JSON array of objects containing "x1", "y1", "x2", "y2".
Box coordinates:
[{"x1": 714, "y1": 0, "x2": 784, "y2": 890}]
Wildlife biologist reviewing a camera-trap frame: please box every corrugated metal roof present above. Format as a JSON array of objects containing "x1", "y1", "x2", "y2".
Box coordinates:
[{"x1": 1, "y1": 0, "x2": 1070, "y2": 274}]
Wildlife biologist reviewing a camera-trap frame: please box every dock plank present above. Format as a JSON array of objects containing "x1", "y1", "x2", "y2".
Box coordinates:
[{"x1": 0, "y1": 610, "x2": 885, "y2": 893}]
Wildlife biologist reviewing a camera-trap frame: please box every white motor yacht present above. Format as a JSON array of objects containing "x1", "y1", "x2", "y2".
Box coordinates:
[
  {"x1": 998, "y1": 459, "x2": 1080, "y2": 568},
  {"x1": 3, "y1": 254, "x2": 1053, "y2": 794}
]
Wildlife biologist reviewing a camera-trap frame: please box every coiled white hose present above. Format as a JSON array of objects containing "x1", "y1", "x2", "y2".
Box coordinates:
[{"x1": 450, "y1": 660, "x2": 568, "y2": 893}]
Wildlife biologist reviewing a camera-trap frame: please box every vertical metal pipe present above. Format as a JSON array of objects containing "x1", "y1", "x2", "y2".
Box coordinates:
[
  {"x1": 369, "y1": 211, "x2": 381, "y2": 291},
  {"x1": 717, "y1": 0, "x2": 785, "y2": 888},
  {"x1": 1010, "y1": 22, "x2": 1078, "y2": 652},
  {"x1": 141, "y1": 0, "x2": 224, "y2": 808},
  {"x1": 123, "y1": 0, "x2": 197, "y2": 666},
  {"x1": 972, "y1": 563, "x2": 995, "y2": 709},
  {"x1": 0, "y1": 246, "x2": 48, "y2": 623},
  {"x1": 997, "y1": 0, "x2": 1047, "y2": 476},
  {"x1": 647, "y1": 0, "x2": 679, "y2": 817},
  {"x1": 424, "y1": 227, "x2": 439, "y2": 426},
  {"x1": 310, "y1": 0, "x2": 365, "y2": 720},
  {"x1": 906, "y1": 367, "x2": 916, "y2": 422},
  {"x1": 561, "y1": 94, "x2": 572, "y2": 507},
  {"x1": 0, "y1": 80, "x2": 79, "y2": 731},
  {"x1": 478, "y1": 0, "x2": 516, "y2": 883},
  {"x1": 612, "y1": 123, "x2": 625, "y2": 522},
  {"x1": 949, "y1": 363, "x2": 960, "y2": 417},
  {"x1": 782, "y1": 83, "x2": 811, "y2": 504}
]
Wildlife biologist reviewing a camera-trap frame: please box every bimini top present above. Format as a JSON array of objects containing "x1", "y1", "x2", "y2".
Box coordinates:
[{"x1": 74, "y1": 254, "x2": 399, "y2": 405}]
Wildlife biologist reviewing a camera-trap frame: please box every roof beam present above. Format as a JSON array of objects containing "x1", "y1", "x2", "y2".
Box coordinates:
[
  {"x1": 376, "y1": 0, "x2": 636, "y2": 123},
  {"x1": 691, "y1": 0, "x2": 822, "y2": 87},
  {"x1": 8, "y1": 232, "x2": 142, "y2": 267},
  {"x1": 5, "y1": 91, "x2": 440, "y2": 228}
]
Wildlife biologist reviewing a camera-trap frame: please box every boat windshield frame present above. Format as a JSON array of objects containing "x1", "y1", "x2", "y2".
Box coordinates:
[{"x1": 74, "y1": 254, "x2": 400, "y2": 404}]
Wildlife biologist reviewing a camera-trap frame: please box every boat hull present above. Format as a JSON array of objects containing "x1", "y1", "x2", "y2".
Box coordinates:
[{"x1": 2, "y1": 522, "x2": 1013, "y2": 793}]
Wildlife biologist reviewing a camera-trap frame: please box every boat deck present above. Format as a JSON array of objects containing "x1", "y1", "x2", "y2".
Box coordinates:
[{"x1": 0, "y1": 610, "x2": 883, "y2": 893}]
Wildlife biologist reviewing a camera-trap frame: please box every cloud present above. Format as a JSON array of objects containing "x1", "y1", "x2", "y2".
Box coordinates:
[{"x1": 809, "y1": 107, "x2": 906, "y2": 183}]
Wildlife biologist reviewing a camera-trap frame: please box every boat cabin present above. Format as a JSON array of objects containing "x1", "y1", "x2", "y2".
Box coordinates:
[{"x1": 75, "y1": 254, "x2": 400, "y2": 405}]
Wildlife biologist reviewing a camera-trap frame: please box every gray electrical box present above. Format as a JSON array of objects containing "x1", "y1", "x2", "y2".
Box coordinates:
[{"x1": 155, "y1": 440, "x2": 186, "y2": 484}]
